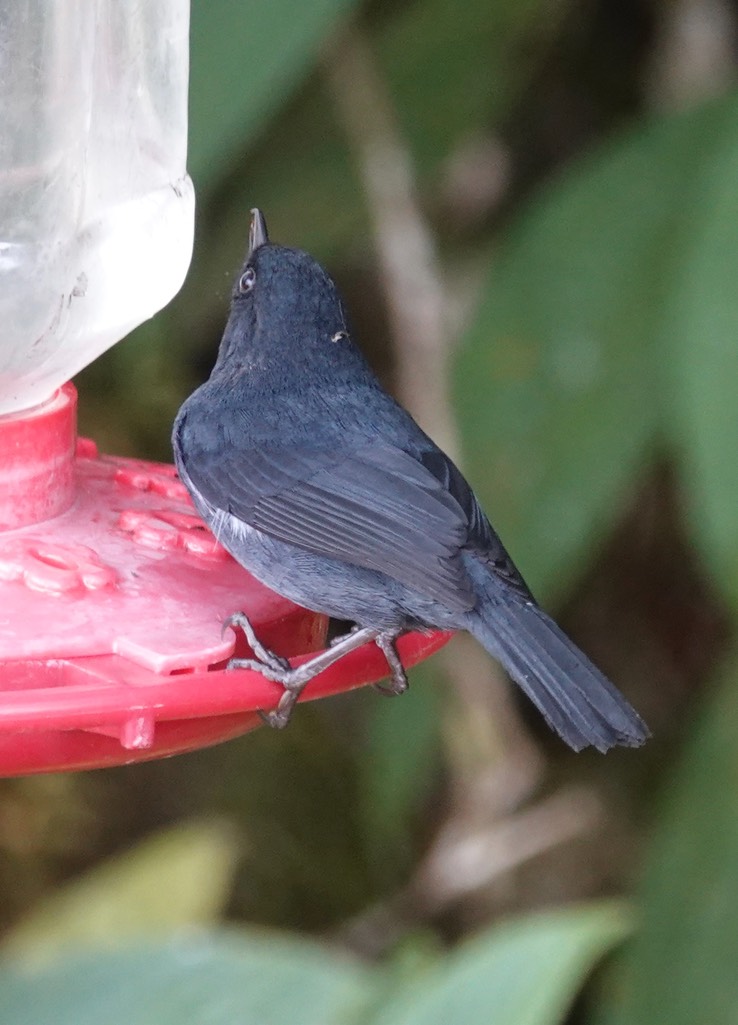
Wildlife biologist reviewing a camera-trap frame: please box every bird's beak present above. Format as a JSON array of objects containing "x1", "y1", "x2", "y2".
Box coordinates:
[{"x1": 248, "y1": 208, "x2": 269, "y2": 258}]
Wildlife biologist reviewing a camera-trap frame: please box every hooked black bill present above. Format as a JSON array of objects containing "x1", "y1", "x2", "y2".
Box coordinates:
[{"x1": 248, "y1": 208, "x2": 269, "y2": 258}]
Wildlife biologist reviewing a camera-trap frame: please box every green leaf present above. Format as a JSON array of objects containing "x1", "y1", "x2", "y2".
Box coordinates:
[
  {"x1": 660, "y1": 101, "x2": 738, "y2": 610},
  {"x1": 1, "y1": 819, "x2": 239, "y2": 964},
  {"x1": 598, "y1": 655, "x2": 738, "y2": 1025},
  {"x1": 189, "y1": 0, "x2": 360, "y2": 192},
  {"x1": 0, "y1": 930, "x2": 372, "y2": 1025},
  {"x1": 455, "y1": 92, "x2": 738, "y2": 601},
  {"x1": 192, "y1": 0, "x2": 562, "y2": 266},
  {"x1": 378, "y1": 0, "x2": 557, "y2": 172},
  {"x1": 372, "y1": 902, "x2": 633, "y2": 1025},
  {"x1": 0, "y1": 906, "x2": 631, "y2": 1025}
]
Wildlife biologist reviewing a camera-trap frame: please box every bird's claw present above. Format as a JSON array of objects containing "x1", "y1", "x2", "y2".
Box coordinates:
[
  {"x1": 373, "y1": 632, "x2": 409, "y2": 697},
  {"x1": 226, "y1": 655, "x2": 291, "y2": 679},
  {"x1": 223, "y1": 610, "x2": 291, "y2": 674},
  {"x1": 373, "y1": 675, "x2": 408, "y2": 697},
  {"x1": 257, "y1": 690, "x2": 298, "y2": 729}
]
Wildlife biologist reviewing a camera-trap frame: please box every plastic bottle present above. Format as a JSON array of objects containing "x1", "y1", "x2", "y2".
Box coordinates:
[{"x1": 0, "y1": 1, "x2": 194, "y2": 414}]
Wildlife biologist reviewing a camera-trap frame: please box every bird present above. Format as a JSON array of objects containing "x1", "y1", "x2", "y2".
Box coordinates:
[{"x1": 172, "y1": 208, "x2": 649, "y2": 752}]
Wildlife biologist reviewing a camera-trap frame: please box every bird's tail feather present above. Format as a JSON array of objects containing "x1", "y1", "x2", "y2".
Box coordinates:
[{"x1": 468, "y1": 599, "x2": 649, "y2": 752}]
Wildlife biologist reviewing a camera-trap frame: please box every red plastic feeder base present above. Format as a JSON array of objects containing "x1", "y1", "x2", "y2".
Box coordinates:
[{"x1": 0, "y1": 385, "x2": 451, "y2": 775}]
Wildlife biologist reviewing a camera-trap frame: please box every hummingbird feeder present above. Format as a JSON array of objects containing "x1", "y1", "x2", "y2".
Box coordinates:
[{"x1": 0, "y1": 1, "x2": 449, "y2": 777}]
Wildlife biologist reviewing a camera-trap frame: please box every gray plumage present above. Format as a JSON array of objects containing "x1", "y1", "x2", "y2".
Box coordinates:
[{"x1": 173, "y1": 212, "x2": 649, "y2": 752}]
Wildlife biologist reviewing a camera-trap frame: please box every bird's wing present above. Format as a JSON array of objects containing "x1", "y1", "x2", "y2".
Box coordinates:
[
  {"x1": 182, "y1": 437, "x2": 479, "y2": 612},
  {"x1": 416, "y1": 450, "x2": 533, "y2": 600}
]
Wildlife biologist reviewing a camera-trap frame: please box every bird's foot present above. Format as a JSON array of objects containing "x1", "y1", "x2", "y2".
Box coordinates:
[
  {"x1": 223, "y1": 610, "x2": 290, "y2": 674},
  {"x1": 373, "y1": 632, "x2": 409, "y2": 697},
  {"x1": 224, "y1": 611, "x2": 305, "y2": 728},
  {"x1": 227, "y1": 618, "x2": 383, "y2": 729}
]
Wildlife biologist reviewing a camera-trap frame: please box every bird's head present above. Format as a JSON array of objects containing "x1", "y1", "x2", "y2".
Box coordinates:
[{"x1": 212, "y1": 209, "x2": 358, "y2": 380}]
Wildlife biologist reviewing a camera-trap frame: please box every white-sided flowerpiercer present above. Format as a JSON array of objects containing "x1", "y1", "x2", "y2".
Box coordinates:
[{"x1": 173, "y1": 209, "x2": 649, "y2": 752}]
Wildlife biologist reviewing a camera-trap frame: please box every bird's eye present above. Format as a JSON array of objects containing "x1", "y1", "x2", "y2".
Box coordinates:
[{"x1": 238, "y1": 267, "x2": 256, "y2": 293}]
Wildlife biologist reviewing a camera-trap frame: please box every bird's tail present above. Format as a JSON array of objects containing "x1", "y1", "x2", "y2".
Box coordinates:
[{"x1": 467, "y1": 598, "x2": 649, "y2": 752}]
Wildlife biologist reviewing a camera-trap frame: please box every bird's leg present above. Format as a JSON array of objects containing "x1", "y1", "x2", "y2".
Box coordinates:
[
  {"x1": 225, "y1": 614, "x2": 409, "y2": 724},
  {"x1": 259, "y1": 626, "x2": 382, "y2": 728},
  {"x1": 373, "y1": 631, "x2": 409, "y2": 696},
  {"x1": 223, "y1": 611, "x2": 290, "y2": 674},
  {"x1": 227, "y1": 619, "x2": 381, "y2": 728}
]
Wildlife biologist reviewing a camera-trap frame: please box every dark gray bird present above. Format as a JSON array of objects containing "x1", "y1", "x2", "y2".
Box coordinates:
[{"x1": 172, "y1": 209, "x2": 649, "y2": 752}]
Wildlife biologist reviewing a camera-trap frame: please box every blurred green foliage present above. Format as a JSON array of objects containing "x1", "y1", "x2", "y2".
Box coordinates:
[
  {"x1": 605, "y1": 656, "x2": 738, "y2": 1025},
  {"x1": 6, "y1": 0, "x2": 738, "y2": 1021},
  {"x1": 0, "y1": 825, "x2": 632, "y2": 1025},
  {"x1": 459, "y1": 92, "x2": 738, "y2": 603}
]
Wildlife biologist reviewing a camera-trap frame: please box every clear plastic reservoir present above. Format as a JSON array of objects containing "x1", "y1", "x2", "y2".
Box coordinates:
[{"x1": 0, "y1": 1, "x2": 195, "y2": 414}]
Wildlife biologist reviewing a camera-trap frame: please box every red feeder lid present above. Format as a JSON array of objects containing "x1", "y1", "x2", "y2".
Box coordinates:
[{"x1": 0, "y1": 384, "x2": 451, "y2": 776}]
